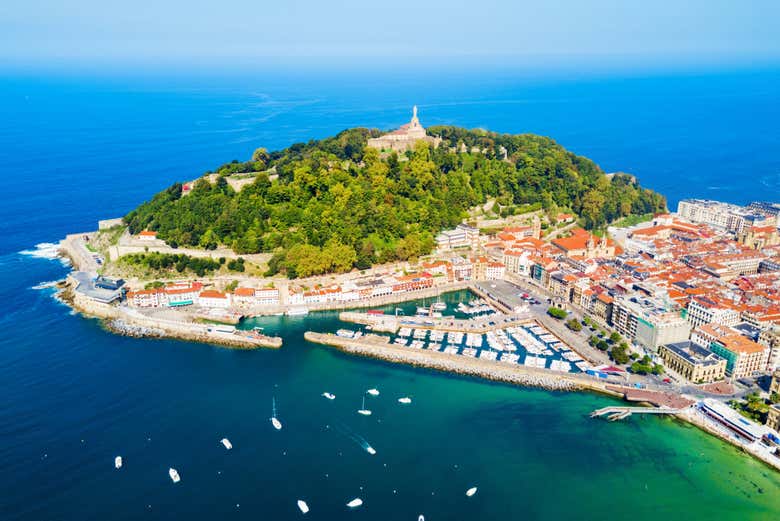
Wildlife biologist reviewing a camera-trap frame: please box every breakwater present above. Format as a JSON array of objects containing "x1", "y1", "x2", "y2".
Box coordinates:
[
  {"x1": 62, "y1": 281, "x2": 282, "y2": 350},
  {"x1": 304, "y1": 331, "x2": 620, "y2": 394}
]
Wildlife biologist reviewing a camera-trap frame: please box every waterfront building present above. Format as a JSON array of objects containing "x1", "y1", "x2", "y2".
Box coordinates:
[
  {"x1": 484, "y1": 261, "x2": 506, "y2": 280},
  {"x1": 657, "y1": 341, "x2": 726, "y2": 383},
  {"x1": 551, "y1": 228, "x2": 616, "y2": 259},
  {"x1": 255, "y1": 287, "x2": 281, "y2": 306},
  {"x1": 367, "y1": 106, "x2": 442, "y2": 153},
  {"x1": 126, "y1": 288, "x2": 164, "y2": 307},
  {"x1": 692, "y1": 323, "x2": 769, "y2": 378},
  {"x1": 164, "y1": 282, "x2": 202, "y2": 307},
  {"x1": 685, "y1": 296, "x2": 741, "y2": 329},
  {"x1": 698, "y1": 399, "x2": 765, "y2": 442},
  {"x1": 676, "y1": 199, "x2": 772, "y2": 234},
  {"x1": 198, "y1": 290, "x2": 231, "y2": 308}
]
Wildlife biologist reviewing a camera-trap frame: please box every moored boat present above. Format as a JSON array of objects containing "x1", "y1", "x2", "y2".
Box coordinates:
[
  {"x1": 346, "y1": 498, "x2": 363, "y2": 508},
  {"x1": 114, "y1": 456, "x2": 122, "y2": 469},
  {"x1": 322, "y1": 392, "x2": 336, "y2": 400},
  {"x1": 221, "y1": 438, "x2": 233, "y2": 450},
  {"x1": 297, "y1": 500, "x2": 309, "y2": 514},
  {"x1": 169, "y1": 468, "x2": 180, "y2": 483}
]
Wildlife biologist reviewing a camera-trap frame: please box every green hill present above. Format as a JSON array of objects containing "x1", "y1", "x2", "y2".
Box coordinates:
[{"x1": 124, "y1": 127, "x2": 666, "y2": 278}]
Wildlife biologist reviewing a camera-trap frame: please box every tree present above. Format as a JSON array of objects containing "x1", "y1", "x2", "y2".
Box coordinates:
[
  {"x1": 566, "y1": 318, "x2": 582, "y2": 331},
  {"x1": 547, "y1": 307, "x2": 567, "y2": 319},
  {"x1": 609, "y1": 332, "x2": 622, "y2": 344}
]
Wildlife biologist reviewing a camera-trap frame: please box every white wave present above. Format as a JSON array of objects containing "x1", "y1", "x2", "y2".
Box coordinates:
[
  {"x1": 19, "y1": 242, "x2": 61, "y2": 260},
  {"x1": 19, "y1": 242, "x2": 70, "y2": 266},
  {"x1": 32, "y1": 280, "x2": 61, "y2": 290}
]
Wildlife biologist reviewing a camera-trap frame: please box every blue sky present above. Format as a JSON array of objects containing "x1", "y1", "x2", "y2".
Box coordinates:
[{"x1": 1, "y1": 0, "x2": 778, "y2": 69}]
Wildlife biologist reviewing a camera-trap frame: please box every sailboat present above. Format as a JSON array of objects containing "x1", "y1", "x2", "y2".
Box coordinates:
[
  {"x1": 322, "y1": 392, "x2": 336, "y2": 400},
  {"x1": 271, "y1": 397, "x2": 282, "y2": 430},
  {"x1": 221, "y1": 438, "x2": 233, "y2": 450},
  {"x1": 357, "y1": 396, "x2": 372, "y2": 416},
  {"x1": 366, "y1": 388, "x2": 380, "y2": 396},
  {"x1": 169, "y1": 468, "x2": 181, "y2": 483},
  {"x1": 398, "y1": 396, "x2": 412, "y2": 404},
  {"x1": 466, "y1": 486, "x2": 477, "y2": 497},
  {"x1": 346, "y1": 498, "x2": 363, "y2": 508},
  {"x1": 114, "y1": 456, "x2": 122, "y2": 469}
]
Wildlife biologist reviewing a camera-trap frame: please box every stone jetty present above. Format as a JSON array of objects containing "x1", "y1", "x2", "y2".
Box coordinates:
[{"x1": 304, "y1": 331, "x2": 619, "y2": 394}]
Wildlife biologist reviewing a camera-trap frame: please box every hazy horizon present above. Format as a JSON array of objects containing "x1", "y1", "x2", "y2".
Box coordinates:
[{"x1": 2, "y1": 0, "x2": 779, "y2": 72}]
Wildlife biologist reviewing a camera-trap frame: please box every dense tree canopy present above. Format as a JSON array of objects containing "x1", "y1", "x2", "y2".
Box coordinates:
[{"x1": 124, "y1": 127, "x2": 666, "y2": 277}]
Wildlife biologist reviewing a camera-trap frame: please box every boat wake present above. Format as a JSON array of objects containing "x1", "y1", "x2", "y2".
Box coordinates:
[{"x1": 332, "y1": 423, "x2": 376, "y2": 455}]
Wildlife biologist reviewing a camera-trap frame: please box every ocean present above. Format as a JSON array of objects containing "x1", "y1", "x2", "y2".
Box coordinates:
[{"x1": 1, "y1": 66, "x2": 780, "y2": 520}]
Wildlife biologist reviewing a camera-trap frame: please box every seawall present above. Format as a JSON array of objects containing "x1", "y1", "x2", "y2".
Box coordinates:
[
  {"x1": 62, "y1": 280, "x2": 281, "y2": 350},
  {"x1": 304, "y1": 331, "x2": 621, "y2": 395}
]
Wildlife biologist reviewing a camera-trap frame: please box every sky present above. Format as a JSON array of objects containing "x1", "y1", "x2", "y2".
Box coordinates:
[{"x1": 1, "y1": 0, "x2": 779, "y2": 70}]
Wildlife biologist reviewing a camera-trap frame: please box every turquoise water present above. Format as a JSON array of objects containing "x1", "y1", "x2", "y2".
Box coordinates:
[{"x1": 2, "y1": 67, "x2": 780, "y2": 519}]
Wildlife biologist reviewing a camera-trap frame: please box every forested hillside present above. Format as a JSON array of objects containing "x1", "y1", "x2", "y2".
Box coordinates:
[{"x1": 124, "y1": 127, "x2": 666, "y2": 278}]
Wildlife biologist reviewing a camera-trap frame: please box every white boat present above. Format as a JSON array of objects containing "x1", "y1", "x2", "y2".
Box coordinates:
[
  {"x1": 366, "y1": 388, "x2": 380, "y2": 396},
  {"x1": 418, "y1": 516, "x2": 425, "y2": 521},
  {"x1": 346, "y1": 498, "x2": 363, "y2": 508},
  {"x1": 286, "y1": 306, "x2": 309, "y2": 316},
  {"x1": 271, "y1": 397, "x2": 283, "y2": 430},
  {"x1": 221, "y1": 438, "x2": 233, "y2": 450},
  {"x1": 357, "y1": 396, "x2": 372, "y2": 416},
  {"x1": 297, "y1": 500, "x2": 309, "y2": 514},
  {"x1": 114, "y1": 456, "x2": 122, "y2": 469},
  {"x1": 432, "y1": 301, "x2": 447, "y2": 311},
  {"x1": 169, "y1": 468, "x2": 180, "y2": 483},
  {"x1": 466, "y1": 486, "x2": 477, "y2": 497},
  {"x1": 336, "y1": 329, "x2": 355, "y2": 338},
  {"x1": 322, "y1": 392, "x2": 336, "y2": 400},
  {"x1": 398, "y1": 397, "x2": 412, "y2": 404},
  {"x1": 365, "y1": 445, "x2": 376, "y2": 455}
]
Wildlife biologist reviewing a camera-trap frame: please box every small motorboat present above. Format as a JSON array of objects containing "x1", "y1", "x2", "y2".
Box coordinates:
[
  {"x1": 365, "y1": 445, "x2": 376, "y2": 455},
  {"x1": 114, "y1": 456, "x2": 122, "y2": 469},
  {"x1": 346, "y1": 498, "x2": 363, "y2": 508},
  {"x1": 466, "y1": 486, "x2": 477, "y2": 497},
  {"x1": 322, "y1": 392, "x2": 336, "y2": 400},
  {"x1": 169, "y1": 468, "x2": 181, "y2": 483},
  {"x1": 398, "y1": 397, "x2": 412, "y2": 404},
  {"x1": 366, "y1": 388, "x2": 380, "y2": 396},
  {"x1": 357, "y1": 396, "x2": 372, "y2": 416},
  {"x1": 271, "y1": 397, "x2": 283, "y2": 430},
  {"x1": 297, "y1": 500, "x2": 309, "y2": 514},
  {"x1": 418, "y1": 516, "x2": 425, "y2": 521},
  {"x1": 221, "y1": 438, "x2": 233, "y2": 450}
]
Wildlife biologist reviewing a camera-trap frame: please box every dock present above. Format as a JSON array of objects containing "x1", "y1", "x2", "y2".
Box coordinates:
[
  {"x1": 338, "y1": 311, "x2": 531, "y2": 335},
  {"x1": 590, "y1": 406, "x2": 687, "y2": 421}
]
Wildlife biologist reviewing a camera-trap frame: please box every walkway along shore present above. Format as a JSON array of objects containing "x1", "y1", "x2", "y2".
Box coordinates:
[
  {"x1": 304, "y1": 331, "x2": 780, "y2": 473},
  {"x1": 59, "y1": 279, "x2": 282, "y2": 350}
]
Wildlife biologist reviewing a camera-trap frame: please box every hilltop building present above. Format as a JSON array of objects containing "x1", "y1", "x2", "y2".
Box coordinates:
[{"x1": 367, "y1": 106, "x2": 442, "y2": 153}]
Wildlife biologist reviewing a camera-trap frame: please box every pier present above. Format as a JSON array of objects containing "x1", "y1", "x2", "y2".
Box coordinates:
[
  {"x1": 590, "y1": 406, "x2": 687, "y2": 421},
  {"x1": 338, "y1": 311, "x2": 531, "y2": 335}
]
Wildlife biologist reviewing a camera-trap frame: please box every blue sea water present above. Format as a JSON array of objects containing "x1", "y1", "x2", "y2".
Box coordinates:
[{"x1": 1, "y1": 67, "x2": 780, "y2": 520}]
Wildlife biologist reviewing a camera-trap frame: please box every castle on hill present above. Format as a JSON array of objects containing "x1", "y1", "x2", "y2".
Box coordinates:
[{"x1": 367, "y1": 106, "x2": 442, "y2": 153}]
